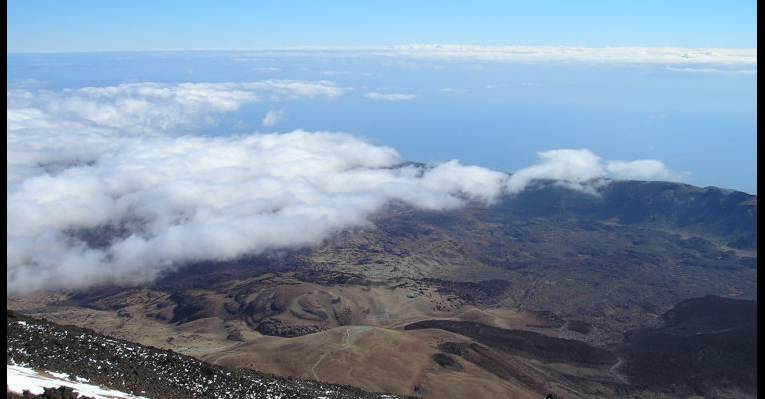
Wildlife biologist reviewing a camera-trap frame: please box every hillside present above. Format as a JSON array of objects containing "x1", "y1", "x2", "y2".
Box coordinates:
[
  {"x1": 618, "y1": 296, "x2": 758, "y2": 397},
  {"x1": 7, "y1": 310, "x2": 407, "y2": 399},
  {"x1": 8, "y1": 179, "x2": 757, "y2": 399}
]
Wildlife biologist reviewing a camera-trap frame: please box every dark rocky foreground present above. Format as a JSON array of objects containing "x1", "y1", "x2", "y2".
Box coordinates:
[
  {"x1": 6, "y1": 310, "x2": 407, "y2": 399},
  {"x1": 7, "y1": 385, "x2": 97, "y2": 399},
  {"x1": 618, "y1": 295, "x2": 758, "y2": 398}
]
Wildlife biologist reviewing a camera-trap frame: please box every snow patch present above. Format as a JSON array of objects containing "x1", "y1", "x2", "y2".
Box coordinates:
[{"x1": 7, "y1": 364, "x2": 149, "y2": 399}]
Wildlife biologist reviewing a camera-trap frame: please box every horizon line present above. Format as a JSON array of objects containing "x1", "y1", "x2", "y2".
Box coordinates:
[
  {"x1": 8, "y1": 45, "x2": 757, "y2": 68},
  {"x1": 7, "y1": 43, "x2": 758, "y2": 55}
]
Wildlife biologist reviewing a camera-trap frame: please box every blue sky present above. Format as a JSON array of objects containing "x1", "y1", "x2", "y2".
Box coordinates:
[{"x1": 8, "y1": 1, "x2": 757, "y2": 53}]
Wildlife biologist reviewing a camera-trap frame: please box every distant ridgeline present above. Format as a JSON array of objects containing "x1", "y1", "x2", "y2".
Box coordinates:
[{"x1": 496, "y1": 180, "x2": 757, "y2": 251}]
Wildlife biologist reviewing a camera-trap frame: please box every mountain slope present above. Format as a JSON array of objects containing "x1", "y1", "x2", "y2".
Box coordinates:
[
  {"x1": 7, "y1": 310, "x2": 407, "y2": 399},
  {"x1": 8, "y1": 179, "x2": 757, "y2": 399},
  {"x1": 618, "y1": 296, "x2": 757, "y2": 398},
  {"x1": 496, "y1": 180, "x2": 757, "y2": 250}
]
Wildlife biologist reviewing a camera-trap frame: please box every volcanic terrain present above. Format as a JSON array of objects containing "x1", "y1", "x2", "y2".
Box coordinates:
[{"x1": 8, "y1": 180, "x2": 757, "y2": 398}]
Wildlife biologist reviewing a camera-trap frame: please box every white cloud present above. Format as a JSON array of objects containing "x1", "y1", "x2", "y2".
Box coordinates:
[
  {"x1": 6, "y1": 83, "x2": 684, "y2": 294},
  {"x1": 387, "y1": 45, "x2": 758, "y2": 66},
  {"x1": 6, "y1": 80, "x2": 345, "y2": 186},
  {"x1": 6, "y1": 83, "x2": 502, "y2": 293},
  {"x1": 364, "y1": 92, "x2": 417, "y2": 101},
  {"x1": 507, "y1": 149, "x2": 606, "y2": 194},
  {"x1": 7, "y1": 130, "x2": 507, "y2": 293},
  {"x1": 268, "y1": 45, "x2": 756, "y2": 66},
  {"x1": 7, "y1": 80, "x2": 343, "y2": 132},
  {"x1": 262, "y1": 109, "x2": 284, "y2": 127},
  {"x1": 665, "y1": 66, "x2": 757, "y2": 74},
  {"x1": 606, "y1": 159, "x2": 686, "y2": 181},
  {"x1": 507, "y1": 149, "x2": 686, "y2": 194}
]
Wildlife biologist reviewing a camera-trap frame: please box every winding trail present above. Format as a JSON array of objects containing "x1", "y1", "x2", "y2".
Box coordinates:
[
  {"x1": 310, "y1": 326, "x2": 370, "y2": 380},
  {"x1": 609, "y1": 357, "x2": 628, "y2": 384},
  {"x1": 310, "y1": 350, "x2": 331, "y2": 380}
]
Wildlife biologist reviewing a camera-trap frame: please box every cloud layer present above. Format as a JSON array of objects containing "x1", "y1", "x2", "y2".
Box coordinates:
[
  {"x1": 262, "y1": 109, "x2": 284, "y2": 127},
  {"x1": 507, "y1": 149, "x2": 684, "y2": 194},
  {"x1": 7, "y1": 82, "x2": 683, "y2": 294},
  {"x1": 263, "y1": 45, "x2": 757, "y2": 66},
  {"x1": 364, "y1": 92, "x2": 417, "y2": 101},
  {"x1": 390, "y1": 45, "x2": 757, "y2": 66}
]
